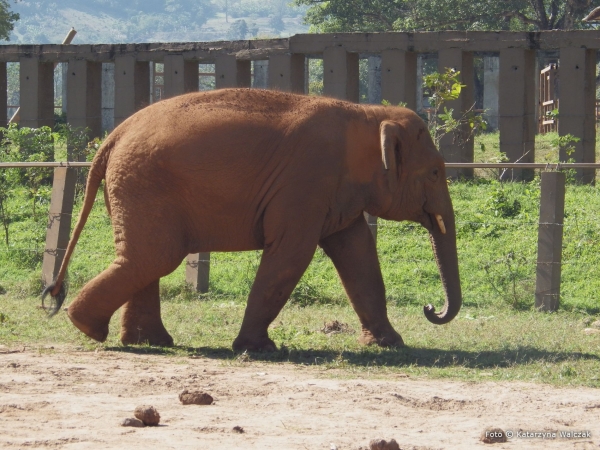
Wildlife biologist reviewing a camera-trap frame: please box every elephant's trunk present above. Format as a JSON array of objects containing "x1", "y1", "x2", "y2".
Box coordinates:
[{"x1": 424, "y1": 208, "x2": 462, "y2": 325}]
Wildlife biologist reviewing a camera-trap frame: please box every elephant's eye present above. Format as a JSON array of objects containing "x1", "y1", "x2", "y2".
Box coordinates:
[{"x1": 429, "y1": 168, "x2": 439, "y2": 182}]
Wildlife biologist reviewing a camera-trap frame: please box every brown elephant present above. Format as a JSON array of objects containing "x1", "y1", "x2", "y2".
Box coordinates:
[{"x1": 43, "y1": 88, "x2": 461, "y2": 351}]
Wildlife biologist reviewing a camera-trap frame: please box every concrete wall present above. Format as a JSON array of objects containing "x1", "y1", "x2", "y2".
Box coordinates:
[{"x1": 6, "y1": 31, "x2": 600, "y2": 174}]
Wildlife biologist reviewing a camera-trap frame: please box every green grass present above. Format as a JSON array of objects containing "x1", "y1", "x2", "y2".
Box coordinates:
[
  {"x1": 1, "y1": 167, "x2": 600, "y2": 387},
  {"x1": 475, "y1": 130, "x2": 600, "y2": 165}
]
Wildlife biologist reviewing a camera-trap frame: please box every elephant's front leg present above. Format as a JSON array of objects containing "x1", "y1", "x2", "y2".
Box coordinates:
[
  {"x1": 120, "y1": 280, "x2": 174, "y2": 346},
  {"x1": 233, "y1": 242, "x2": 317, "y2": 352},
  {"x1": 319, "y1": 215, "x2": 404, "y2": 347}
]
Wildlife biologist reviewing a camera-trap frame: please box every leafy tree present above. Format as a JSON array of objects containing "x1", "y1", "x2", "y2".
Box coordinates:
[
  {"x1": 1, "y1": 124, "x2": 55, "y2": 221},
  {"x1": 269, "y1": 15, "x2": 285, "y2": 32},
  {"x1": 420, "y1": 69, "x2": 487, "y2": 148},
  {"x1": 0, "y1": 0, "x2": 18, "y2": 41},
  {"x1": 227, "y1": 19, "x2": 249, "y2": 39},
  {"x1": 295, "y1": 0, "x2": 600, "y2": 32}
]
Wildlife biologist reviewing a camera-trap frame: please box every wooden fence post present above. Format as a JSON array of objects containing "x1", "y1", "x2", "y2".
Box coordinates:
[
  {"x1": 535, "y1": 171, "x2": 565, "y2": 311},
  {"x1": 42, "y1": 168, "x2": 77, "y2": 287},
  {"x1": 186, "y1": 252, "x2": 210, "y2": 293}
]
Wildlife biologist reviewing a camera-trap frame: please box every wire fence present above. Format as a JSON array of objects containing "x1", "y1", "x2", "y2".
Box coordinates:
[{"x1": 1, "y1": 163, "x2": 599, "y2": 312}]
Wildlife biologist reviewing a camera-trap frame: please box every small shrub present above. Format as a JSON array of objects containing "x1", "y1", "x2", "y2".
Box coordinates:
[{"x1": 487, "y1": 184, "x2": 521, "y2": 218}]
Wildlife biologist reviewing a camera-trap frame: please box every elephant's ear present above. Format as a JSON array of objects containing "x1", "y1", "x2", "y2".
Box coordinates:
[{"x1": 380, "y1": 120, "x2": 401, "y2": 192}]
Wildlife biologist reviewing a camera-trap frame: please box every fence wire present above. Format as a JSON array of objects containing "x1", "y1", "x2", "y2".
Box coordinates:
[{"x1": 2, "y1": 164, "x2": 599, "y2": 309}]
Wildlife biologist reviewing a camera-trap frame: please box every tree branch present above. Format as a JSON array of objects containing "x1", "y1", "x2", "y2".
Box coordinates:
[
  {"x1": 529, "y1": 0, "x2": 549, "y2": 29},
  {"x1": 414, "y1": 10, "x2": 541, "y2": 30}
]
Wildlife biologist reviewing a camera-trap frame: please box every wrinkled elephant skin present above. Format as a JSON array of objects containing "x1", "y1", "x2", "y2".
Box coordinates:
[{"x1": 44, "y1": 89, "x2": 462, "y2": 351}]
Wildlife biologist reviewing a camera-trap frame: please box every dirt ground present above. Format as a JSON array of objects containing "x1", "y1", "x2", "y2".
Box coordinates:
[{"x1": 1, "y1": 346, "x2": 598, "y2": 449}]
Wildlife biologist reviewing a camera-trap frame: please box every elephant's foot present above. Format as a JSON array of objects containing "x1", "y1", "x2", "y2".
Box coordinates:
[
  {"x1": 119, "y1": 280, "x2": 173, "y2": 347},
  {"x1": 120, "y1": 327, "x2": 174, "y2": 347},
  {"x1": 67, "y1": 307, "x2": 109, "y2": 343},
  {"x1": 232, "y1": 334, "x2": 277, "y2": 352},
  {"x1": 358, "y1": 327, "x2": 405, "y2": 348}
]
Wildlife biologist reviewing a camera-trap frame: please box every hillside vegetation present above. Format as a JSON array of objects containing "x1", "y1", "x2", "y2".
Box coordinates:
[{"x1": 9, "y1": 0, "x2": 309, "y2": 44}]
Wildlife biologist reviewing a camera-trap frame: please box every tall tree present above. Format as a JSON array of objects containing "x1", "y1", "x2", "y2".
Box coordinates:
[
  {"x1": 295, "y1": 0, "x2": 600, "y2": 32},
  {"x1": 0, "y1": 0, "x2": 19, "y2": 40}
]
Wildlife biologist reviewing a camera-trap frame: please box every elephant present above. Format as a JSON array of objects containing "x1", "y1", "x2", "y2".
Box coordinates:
[{"x1": 43, "y1": 88, "x2": 462, "y2": 351}]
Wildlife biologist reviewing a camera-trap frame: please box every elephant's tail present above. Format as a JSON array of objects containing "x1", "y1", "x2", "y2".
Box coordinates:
[{"x1": 42, "y1": 138, "x2": 114, "y2": 317}]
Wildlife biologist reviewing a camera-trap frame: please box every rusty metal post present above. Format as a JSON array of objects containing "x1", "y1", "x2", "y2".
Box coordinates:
[
  {"x1": 186, "y1": 252, "x2": 210, "y2": 293},
  {"x1": 42, "y1": 168, "x2": 77, "y2": 287},
  {"x1": 535, "y1": 171, "x2": 565, "y2": 311}
]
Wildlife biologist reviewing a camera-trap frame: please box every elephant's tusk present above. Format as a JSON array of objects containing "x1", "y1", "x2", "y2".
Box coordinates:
[{"x1": 435, "y1": 214, "x2": 446, "y2": 234}]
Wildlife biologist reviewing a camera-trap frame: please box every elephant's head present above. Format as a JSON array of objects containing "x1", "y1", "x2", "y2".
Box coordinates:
[{"x1": 376, "y1": 111, "x2": 461, "y2": 325}]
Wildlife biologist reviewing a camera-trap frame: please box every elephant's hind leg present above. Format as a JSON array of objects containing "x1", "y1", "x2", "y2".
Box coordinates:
[
  {"x1": 120, "y1": 280, "x2": 173, "y2": 346},
  {"x1": 67, "y1": 258, "x2": 178, "y2": 343}
]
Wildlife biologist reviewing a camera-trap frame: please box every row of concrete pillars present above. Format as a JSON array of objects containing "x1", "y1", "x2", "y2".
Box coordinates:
[{"x1": 14, "y1": 56, "x2": 507, "y2": 135}]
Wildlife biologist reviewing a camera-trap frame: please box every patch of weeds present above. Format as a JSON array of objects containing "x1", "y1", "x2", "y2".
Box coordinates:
[
  {"x1": 289, "y1": 279, "x2": 323, "y2": 307},
  {"x1": 270, "y1": 324, "x2": 313, "y2": 345},
  {"x1": 5, "y1": 248, "x2": 43, "y2": 270},
  {"x1": 458, "y1": 214, "x2": 502, "y2": 239},
  {"x1": 487, "y1": 183, "x2": 521, "y2": 218},
  {"x1": 160, "y1": 282, "x2": 197, "y2": 301},
  {"x1": 481, "y1": 251, "x2": 534, "y2": 309}
]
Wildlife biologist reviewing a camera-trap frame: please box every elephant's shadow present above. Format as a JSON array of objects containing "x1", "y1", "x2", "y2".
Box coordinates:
[{"x1": 103, "y1": 345, "x2": 600, "y2": 369}]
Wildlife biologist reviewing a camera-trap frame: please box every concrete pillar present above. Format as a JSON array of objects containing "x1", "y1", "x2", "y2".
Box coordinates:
[
  {"x1": 267, "y1": 53, "x2": 305, "y2": 93},
  {"x1": 0, "y1": 63, "x2": 7, "y2": 126},
  {"x1": 67, "y1": 59, "x2": 102, "y2": 143},
  {"x1": 163, "y1": 55, "x2": 198, "y2": 98},
  {"x1": 215, "y1": 55, "x2": 251, "y2": 88},
  {"x1": 61, "y1": 63, "x2": 67, "y2": 114},
  {"x1": 535, "y1": 171, "x2": 565, "y2": 312},
  {"x1": 366, "y1": 55, "x2": 381, "y2": 104},
  {"x1": 558, "y1": 48, "x2": 596, "y2": 184},
  {"x1": 417, "y1": 55, "x2": 424, "y2": 113},
  {"x1": 19, "y1": 58, "x2": 54, "y2": 128},
  {"x1": 101, "y1": 63, "x2": 114, "y2": 133},
  {"x1": 114, "y1": 56, "x2": 150, "y2": 127},
  {"x1": 42, "y1": 168, "x2": 77, "y2": 287},
  {"x1": 252, "y1": 60, "x2": 268, "y2": 88},
  {"x1": 483, "y1": 56, "x2": 499, "y2": 131},
  {"x1": 499, "y1": 49, "x2": 536, "y2": 181},
  {"x1": 323, "y1": 47, "x2": 359, "y2": 102},
  {"x1": 186, "y1": 252, "x2": 210, "y2": 293},
  {"x1": 381, "y1": 49, "x2": 417, "y2": 110},
  {"x1": 438, "y1": 49, "x2": 475, "y2": 178}
]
